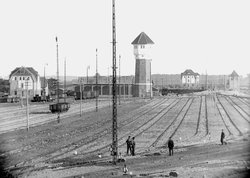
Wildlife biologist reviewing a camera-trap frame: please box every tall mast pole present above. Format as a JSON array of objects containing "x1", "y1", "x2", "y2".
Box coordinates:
[
  {"x1": 119, "y1": 55, "x2": 121, "y2": 105},
  {"x1": 112, "y1": 0, "x2": 118, "y2": 164},
  {"x1": 56, "y1": 36, "x2": 60, "y2": 123},
  {"x1": 96, "y1": 48, "x2": 98, "y2": 112},
  {"x1": 150, "y1": 61, "x2": 152, "y2": 99},
  {"x1": 64, "y1": 58, "x2": 66, "y2": 103}
]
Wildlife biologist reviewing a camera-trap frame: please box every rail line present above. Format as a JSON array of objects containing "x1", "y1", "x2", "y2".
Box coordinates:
[
  {"x1": 147, "y1": 98, "x2": 192, "y2": 148},
  {"x1": 233, "y1": 96, "x2": 250, "y2": 107},
  {"x1": 30, "y1": 98, "x2": 171, "y2": 163},
  {"x1": 216, "y1": 95, "x2": 242, "y2": 136},
  {"x1": 228, "y1": 96, "x2": 250, "y2": 117},
  {"x1": 205, "y1": 95, "x2": 209, "y2": 135},
  {"x1": 195, "y1": 96, "x2": 202, "y2": 135},
  {"x1": 224, "y1": 96, "x2": 250, "y2": 123},
  {"x1": 214, "y1": 95, "x2": 232, "y2": 135}
]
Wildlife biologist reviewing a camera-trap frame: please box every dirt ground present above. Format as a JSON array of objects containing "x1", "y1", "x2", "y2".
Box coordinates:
[{"x1": 0, "y1": 92, "x2": 249, "y2": 178}]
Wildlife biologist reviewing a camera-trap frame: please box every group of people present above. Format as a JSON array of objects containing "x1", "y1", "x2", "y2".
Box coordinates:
[
  {"x1": 123, "y1": 130, "x2": 226, "y2": 158},
  {"x1": 126, "y1": 136, "x2": 136, "y2": 156}
]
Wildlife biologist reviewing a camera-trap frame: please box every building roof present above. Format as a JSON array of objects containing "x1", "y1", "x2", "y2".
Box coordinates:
[
  {"x1": 229, "y1": 70, "x2": 239, "y2": 77},
  {"x1": 131, "y1": 32, "x2": 154, "y2": 45},
  {"x1": 9, "y1": 67, "x2": 39, "y2": 79},
  {"x1": 181, "y1": 69, "x2": 199, "y2": 77}
]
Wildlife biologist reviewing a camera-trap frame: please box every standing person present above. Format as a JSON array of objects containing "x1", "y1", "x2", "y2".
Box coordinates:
[
  {"x1": 168, "y1": 137, "x2": 174, "y2": 156},
  {"x1": 221, "y1": 129, "x2": 225, "y2": 145},
  {"x1": 126, "y1": 136, "x2": 131, "y2": 155},
  {"x1": 131, "y1": 137, "x2": 136, "y2": 156}
]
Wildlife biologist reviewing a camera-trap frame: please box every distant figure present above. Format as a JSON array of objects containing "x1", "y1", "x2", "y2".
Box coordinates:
[
  {"x1": 126, "y1": 136, "x2": 131, "y2": 155},
  {"x1": 208, "y1": 132, "x2": 211, "y2": 140},
  {"x1": 131, "y1": 137, "x2": 136, "y2": 156},
  {"x1": 168, "y1": 137, "x2": 174, "y2": 156},
  {"x1": 123, "y1": 164, "x2": 129, "y2": 174},
  {"x1": 118, "y1": 152, "x2": 125, "y2": 162},
  {"x1": 221, "y1": 129, "x2": 225, "y2": 145}
]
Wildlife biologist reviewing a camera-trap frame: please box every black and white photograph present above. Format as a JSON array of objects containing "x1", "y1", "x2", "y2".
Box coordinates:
[{"x1": 0, "y1": 0, "x2": 249, "y2": 177}]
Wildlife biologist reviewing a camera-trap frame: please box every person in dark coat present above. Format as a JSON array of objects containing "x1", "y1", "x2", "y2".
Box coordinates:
[
  {"x1": 221, "y1": 129, "x2": 225, "y2": 145},
  {"x1": 131, "y1": 137, "x2": 136, "y2": 156},
  {"x1": 168, "y1": 137, "x2": 174, "y2": 156},
  {"x1": 126, "y1": 136, "x2": 131, "y2": 155}
]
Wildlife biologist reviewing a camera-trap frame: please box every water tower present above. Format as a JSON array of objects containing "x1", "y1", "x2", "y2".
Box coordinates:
[{"x1": 131, "y1": 32, "x2": 154, "y2": 97}]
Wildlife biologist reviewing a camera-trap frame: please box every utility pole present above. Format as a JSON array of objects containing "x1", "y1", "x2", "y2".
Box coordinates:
[
  {"x1": 64, "y1": 58, "x2": 66, "y2": 103},
  {"x1": 56, "y1": 36, "x2": 60, "y2": 123},
  {"x1": 108, "y1": 67, "x2": 111, "y2": 108},
  {"x1": 112, "y1": 0, "x2": 118, "y2": 164},
  {"x1": 96, "y1": 48, "x2": 98, "y2": 112},
  {"x1": 150, "y1": 61, "x2": 152, "y2": 99},
  {"x1": 87, "y1": 66, "x2": 90, "y2": 84},
  {"x1": 26, "y1": 80, "x2": 29, "y2": 131},
  {"x1": 119, "y1": 55, "x2": 121, "y2": 105},
  {"x1": 124, "y1": 76, "x2": 125, "y2": 101},
  {"x1": 79, "y1": 78, "x2": 82, "y2": 116}
]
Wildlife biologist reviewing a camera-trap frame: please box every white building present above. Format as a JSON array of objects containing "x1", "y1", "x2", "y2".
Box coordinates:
[
  {"x1": 9, "y1": 67, "x2": 42, "y2": 98},
  {"x1": 181, "y1": 69, "x2": 200, "y2": 88}
]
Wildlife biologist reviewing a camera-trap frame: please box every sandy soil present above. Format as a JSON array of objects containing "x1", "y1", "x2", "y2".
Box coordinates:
[{"x1": 0, "y1": 93, "x2": 249, "y2": 178}]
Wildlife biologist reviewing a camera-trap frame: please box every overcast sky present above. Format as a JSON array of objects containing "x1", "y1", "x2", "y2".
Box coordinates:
[{"x1": 0, "y1": 0, "x2": 249, "y2": 78}]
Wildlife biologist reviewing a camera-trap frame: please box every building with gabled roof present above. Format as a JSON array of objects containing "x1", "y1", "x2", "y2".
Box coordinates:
[
  {"x1": 131, "y1": 32, "x2": 154, "y2": 45},
  {"x1": 228, "y1": 70, "x2": 240, "y2": 91},
  {"x1": 181, "y1": 69, "x2": 200, "y2": 88},
  {"x1": 9, "y1": 67, "x2": 42, "y2": 98},
  {"x1": 132, "y1": 32, "x2": 154, "y2": 97}
]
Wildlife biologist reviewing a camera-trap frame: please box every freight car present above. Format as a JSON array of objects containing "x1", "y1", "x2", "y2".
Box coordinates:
[
  {"x1": 49, "y1": 102, "x2": 70, "y2": 113},
  {"x1": 75, "y1": 91, "x2": 99, "y2": 100},
  {"x1": 161, "y1": 88, "x2": 204, "y2": 96}
]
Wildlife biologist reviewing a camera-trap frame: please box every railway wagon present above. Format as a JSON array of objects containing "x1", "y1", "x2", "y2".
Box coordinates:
[
  {"x1": 162, "y1": 88, "x2": 204, "y2": 96},
  {"x1": 75, "y1": 91, "x2": 99, "y2": 100},
  {"x1": 49, "y1": 102, "x2": 70, "y2": 113}
]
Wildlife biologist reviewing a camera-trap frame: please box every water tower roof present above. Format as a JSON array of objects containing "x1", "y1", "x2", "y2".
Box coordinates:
[
  {"x1": 131, "y1": 32, "x2": 154, "y2": 45},
  {"x1": 229, "y1": 70, "x2": 239, "y2": 77}
]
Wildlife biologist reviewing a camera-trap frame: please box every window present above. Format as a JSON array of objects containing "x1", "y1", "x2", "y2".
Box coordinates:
[
  {"x1": 14, "y1": 91, "x2": 17, "y2": 95},
  {"x1": 23, "y1": 77, "x2": 25, "y2": 80},
  {"x1": 141, "y1": 45, "x2": 145, "y2": 48},
  {"x1": 27, "y1": 77, "x2": 29, "y2": 80},
  {"x1": 134, "y1": 46, "x2": 138, "y2": 49},
  {"x1": 20, "y1": 77, "x2": 22, "y2": 80},
  {"x1": 15, "y1": 77, "x2": 17, "y2": 80},
  {"x1": 21, "y1": 83, "x2": 24, "y2": 88}
]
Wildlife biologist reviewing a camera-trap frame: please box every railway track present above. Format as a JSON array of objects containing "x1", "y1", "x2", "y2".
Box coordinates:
[
  {"x1": 195, "y1": 96, "x2": 203, "y2": 135},
  {"x1": 44, "y1": 98, "x2": 174, "y2": 162},
  {"x1": 205, "y1": 95, "x2": 209, "y2": 135},
  {"x1": 216, "y1": 94, "x2": 243, "y2": 136},
  {"x1": 149, "y1": 98, "x2": 193, "y2": 148},
  {"x1": 6, "y1": 98, "x2": 169, "y2": 171},
  {"x1": 214, "y1": 95, "x2": 232, "y2": 135},
  {"x1": 224, "y1": 96, "x2": 250, "y2": 123},
  {"x1": 0, "y1": 101, "x2": 110, "y2": 134}
]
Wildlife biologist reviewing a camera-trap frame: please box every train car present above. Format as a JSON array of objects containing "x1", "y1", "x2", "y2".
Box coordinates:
[
  {"x1": 162, "y1": 88, "x2": 205, "y2": 96},
  {"x1": 49, "y1": 102, "x2": 70, "y2": 113},
  {"x1": 75, "y1": 91, "x2": 99, "y2": 100}
]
